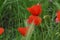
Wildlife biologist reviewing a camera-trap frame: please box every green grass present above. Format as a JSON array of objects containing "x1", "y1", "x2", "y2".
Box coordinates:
[{"x1": 0, "y1": 0, "x2": 60, "y2": 40}]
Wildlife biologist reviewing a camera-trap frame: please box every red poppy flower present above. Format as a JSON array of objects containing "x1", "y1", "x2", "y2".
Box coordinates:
[
  {"x1": 17, "y1": 27, "x2": 29, "y2": 36},
  {"x1": 27, "y1": 15, "x2": 42, "y2": 25},
  {"x1": 27, "y1": 4, "x2": 42, "y2": 16},
  {"x1": 56, "y1": 10, "x2": 60, "y2": 23},
  {"x1": 0, "y1": 27, "x2": 4, "y2": 35},
  {"x1": 56, "y1": 10, "x2": 60, "y2": 20}
]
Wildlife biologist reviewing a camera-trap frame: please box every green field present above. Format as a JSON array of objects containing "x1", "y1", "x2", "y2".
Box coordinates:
[{"x1": 0, "y1": 0, "x2": 60, "y2": 40}]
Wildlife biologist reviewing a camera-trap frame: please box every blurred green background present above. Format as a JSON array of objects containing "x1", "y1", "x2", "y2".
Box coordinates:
[{"x1": 0, "y1": 0, "x2": 60, "y2": 40}]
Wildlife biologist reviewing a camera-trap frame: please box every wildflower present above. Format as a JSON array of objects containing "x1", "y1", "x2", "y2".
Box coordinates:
[
  {"x1": 17, "y1": 27, "x2": 29, "y2": 36},
  {"x1": 0, "y1": 27, "x2": 4, "y2": 35},
  {"x1": 27, "y1": 4, "x2": 42, "y2": 16},
  {"x1": 56, "y1": 10, "x2": 60, "y2": 20},
  {"x1": 27, "y1": 15, "x2": 42, "y2": 25},
  {"x1": 55, "y1": 10, "x2": 60, "y2": 23}
]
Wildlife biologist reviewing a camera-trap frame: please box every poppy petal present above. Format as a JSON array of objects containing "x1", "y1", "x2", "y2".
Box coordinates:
[{"x1": 0, "y1": 27, "x2": 4, "y2": 35}]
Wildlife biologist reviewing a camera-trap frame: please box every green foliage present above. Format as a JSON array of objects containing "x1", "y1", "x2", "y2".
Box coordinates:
[{"x1": 0, "y1": 0, "x2": 60, "y2": 40}]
